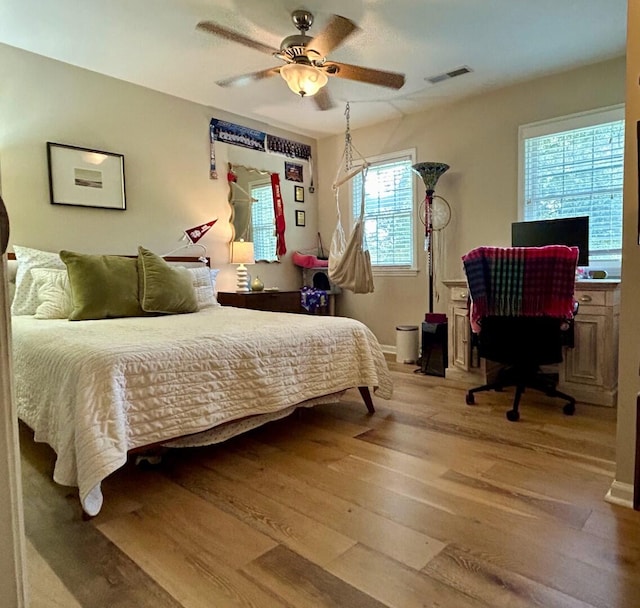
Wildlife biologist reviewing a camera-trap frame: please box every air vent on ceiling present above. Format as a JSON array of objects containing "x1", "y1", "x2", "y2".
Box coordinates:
[{"x1": 425, "y1": 66, "x2": 473, "y2": 85}]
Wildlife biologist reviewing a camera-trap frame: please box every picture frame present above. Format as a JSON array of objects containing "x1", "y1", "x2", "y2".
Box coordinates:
[
  {"x1": 284, "y1": 161, "x2": 303, "y2": 182},
  {"x1": 47, "y1": 142, "x2": 126, "y2": 210},
  {"x1": 294, "y1": 185, "x2": 305, "y2": 203},
  {"x1": 295, "y1": 209, "x2": 306, "y2": 227}
]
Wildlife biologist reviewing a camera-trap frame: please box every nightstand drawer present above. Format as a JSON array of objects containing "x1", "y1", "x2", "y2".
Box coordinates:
[
  {"x1": 217, "y1": 291, "x2": 333, "y2": 314},
  {"x1": 217, "y1": 291, "x2": 300, "y2": 313}
]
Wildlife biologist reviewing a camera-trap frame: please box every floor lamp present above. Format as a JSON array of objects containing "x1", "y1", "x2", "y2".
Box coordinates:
[{"x1": 411, "y1": 162, "x2": 450, "y2": 316}]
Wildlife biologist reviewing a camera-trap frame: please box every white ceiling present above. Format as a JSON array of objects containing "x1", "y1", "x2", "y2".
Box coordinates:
[{"x1": 0, "y1": 0, "x2": 627, "y2": 139}]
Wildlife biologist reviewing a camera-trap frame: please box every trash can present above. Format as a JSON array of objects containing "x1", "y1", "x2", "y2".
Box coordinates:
[
  {"x1": 396, "y1": 325, "x2": 419, "y2": 363},
  {"x1": 419, "y1": 319, "x2": 448, "y2": 377}
]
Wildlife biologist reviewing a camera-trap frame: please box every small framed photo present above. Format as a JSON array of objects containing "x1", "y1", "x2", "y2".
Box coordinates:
[
  {"x1": 294, "y1": 185, "x2": 305, "y2": 203},
  {"x1": 285, "y1": 161, "x2": 303, "y2": 182},
  {"x1": 47, "y1": 142, "x2": 126, "y2": 210},
  {"x1": 295, "y1": 209, "x2": 306, "y2": 227}
]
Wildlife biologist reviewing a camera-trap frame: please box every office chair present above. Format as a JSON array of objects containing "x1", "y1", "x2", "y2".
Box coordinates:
[{"x1": 462, "y1": 245, "x2": 579, "y2": 421}]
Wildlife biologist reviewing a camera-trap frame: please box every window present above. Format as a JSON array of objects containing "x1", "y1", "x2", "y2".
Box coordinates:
[
  {"x1": 250, "y1": 182, "x2": 277, "y2": 261},
  {"x1": 352, "y1": 149, "x2": 416, "y2": 272},
  {"x1": 519, "y1": 105, "x2": 624, "y2": 276}
]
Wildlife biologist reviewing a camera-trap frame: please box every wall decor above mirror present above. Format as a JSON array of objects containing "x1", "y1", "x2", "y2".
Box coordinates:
[{"x1": 209, "y1": 118, "x2": 311, "y2": 180}]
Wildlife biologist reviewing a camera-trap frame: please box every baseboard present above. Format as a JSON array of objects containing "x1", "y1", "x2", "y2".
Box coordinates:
[
  {"x1": 380, "y1": 344, "x2": 395, "y2": 356},
  {"x1": 604, "y1": 480, "x2": 635, "y2": 509}
]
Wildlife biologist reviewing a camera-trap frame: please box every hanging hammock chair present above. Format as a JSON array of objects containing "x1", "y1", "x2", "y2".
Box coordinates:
[{"x1": 328, "y1": 103, "x2": 375, "y2": 294}]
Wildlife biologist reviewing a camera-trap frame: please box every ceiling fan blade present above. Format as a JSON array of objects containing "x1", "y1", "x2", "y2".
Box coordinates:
[
  {"x1": 216, "y1": 67, "x2": 281, "y2": 88},
  {"x1": 326, "y1": 62, "x2": 405, "y2": 89},
  {"x1": 313, "y1": 87, "x2": 335, "y2": 111},
  {"x1": 307, "y1": 15, "x2": 359, "y2": 58},
  {"x1": 197, "y1": 21, "x2": 280, "y2": 55}
]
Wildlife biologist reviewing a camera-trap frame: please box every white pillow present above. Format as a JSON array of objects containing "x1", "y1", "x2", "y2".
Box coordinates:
[
  {"x1": 12, "y1": 245, "x2": 66, "y2": 316},
  {"x1": 210, "y1": 268, "x2": 220, "y2": 298},
  {"x1": 31, "y1": 268, "x2": 72, "y2": 319},
  {"x1": 186, "y1": 267, "x2": 220, "y2": 309}
]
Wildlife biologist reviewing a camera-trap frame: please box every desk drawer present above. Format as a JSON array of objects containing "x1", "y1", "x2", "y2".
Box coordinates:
[
  {"x1": 450, "y1": 289, "x2": 469, "y2": 304},
  {"x1": 574, "y1": 289, "x2": 606, "y2": 307}
]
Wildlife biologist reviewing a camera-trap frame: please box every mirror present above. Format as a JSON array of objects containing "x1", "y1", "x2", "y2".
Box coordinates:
[
  {"x1": 220, "y1": 142, "x2": 286, "y2": 263},
  {"x1": 228, "y1": 162, "x2": 279, "y2": 262}
]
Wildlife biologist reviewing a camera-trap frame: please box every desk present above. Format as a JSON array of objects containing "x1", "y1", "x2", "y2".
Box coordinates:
[{"x1": 443, "y1": 279, "x2": 620, "y2": 406}]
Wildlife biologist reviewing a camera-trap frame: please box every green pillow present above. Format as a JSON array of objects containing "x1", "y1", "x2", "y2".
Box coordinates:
[
  {"x1": 60, "y1": 250, "x2": 144, "y2": 321},
  {"x1": 137, "y1": 246, "x2": 198, "y2": 314}
]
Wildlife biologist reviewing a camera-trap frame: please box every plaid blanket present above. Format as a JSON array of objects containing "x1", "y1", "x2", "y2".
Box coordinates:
[{"x1": 462, "y1": 245, "x2": 578, "y2": 332}]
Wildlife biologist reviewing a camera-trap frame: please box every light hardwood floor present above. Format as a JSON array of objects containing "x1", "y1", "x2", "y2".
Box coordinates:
[{"x1": 21, "y1": 361, "x2": 640, "y2": 607}]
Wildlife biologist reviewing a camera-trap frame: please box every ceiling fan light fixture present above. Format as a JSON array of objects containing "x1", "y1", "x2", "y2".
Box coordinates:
[{"x1": 280, "y1": 62, "x2": 328, "y2": 97}]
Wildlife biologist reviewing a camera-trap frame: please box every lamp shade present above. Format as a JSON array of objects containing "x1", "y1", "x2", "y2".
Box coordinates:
[
  {"x1": 231, "y1": 240, "x2": 255, "y2": 265},
  {"x1": 412, "y1": 162, "x2": 450, "y2": 193},
  {"x1": 280, "y1": 63, "x2": 328, "y2": 97}
]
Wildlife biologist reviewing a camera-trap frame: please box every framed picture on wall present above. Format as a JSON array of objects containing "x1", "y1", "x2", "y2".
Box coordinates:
[
  {"x1": 47, "y1": 142, "x2": 126, "y2": 210},
  {"x1": 285, "y1": 161, "x2": 303, "y2": 182},
  {"x1": 294, "y1": 185, "x2": 304, "y2": 203},
  {"x1": 295, "y1": 209, "x2": 306, "y2": 227}
]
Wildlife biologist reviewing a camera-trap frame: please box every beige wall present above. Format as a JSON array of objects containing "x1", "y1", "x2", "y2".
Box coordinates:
[
  {"x1": 0, "y1": 43, "x2": 317, "y2": 293},
  {"x1": 316, "y1": 57, "x2": 625, "y2": 348},
  {"x1": 615, "y1": 1, "x2": 640, "y2": 496}
]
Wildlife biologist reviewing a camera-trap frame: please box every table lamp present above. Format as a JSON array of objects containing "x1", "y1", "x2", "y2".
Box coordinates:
[{"x1": 231, "y1": 239, "x2": 255, "y2": 292}]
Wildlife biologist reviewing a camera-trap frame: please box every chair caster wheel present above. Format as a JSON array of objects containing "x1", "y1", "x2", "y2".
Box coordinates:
[
  {"x1": 466, "y1": 393, "x2": 475, "y2": 405},
  {"x1": 563, "y1": 402, "x2": 576, "y2": 416},
  {"x1": 506, "y1": 410, "x2": 520, "y2": 422}
]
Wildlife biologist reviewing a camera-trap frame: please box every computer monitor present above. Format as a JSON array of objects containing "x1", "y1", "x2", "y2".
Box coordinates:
[{"x1": 511, "y1": 216, "x2": 589, "y2": 266}]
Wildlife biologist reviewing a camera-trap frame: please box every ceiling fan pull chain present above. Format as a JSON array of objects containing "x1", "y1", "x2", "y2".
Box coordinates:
[{"x1": 344, "y1": 102, "x2": 353, "y2": 172}]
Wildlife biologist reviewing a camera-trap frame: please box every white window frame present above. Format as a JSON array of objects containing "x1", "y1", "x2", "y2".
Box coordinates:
[
  {"x1": 350, "y1": 148, "x2": 418, "y2": 276},
  {"x1": 518, "y1": 104, "x2": 624, "y2": 278}
]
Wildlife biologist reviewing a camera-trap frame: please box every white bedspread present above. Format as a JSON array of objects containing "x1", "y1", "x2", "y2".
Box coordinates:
[{"x1": 12, "y1": 307, "x2": 392, "y2": 515}]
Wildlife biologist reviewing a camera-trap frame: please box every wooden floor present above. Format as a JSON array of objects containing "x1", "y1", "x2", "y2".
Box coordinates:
[{"x1": 20, "y1": 361, "x2": 640, "y2": 608}]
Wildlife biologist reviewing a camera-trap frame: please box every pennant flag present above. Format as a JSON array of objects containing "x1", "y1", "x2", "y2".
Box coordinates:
[{"x1": 185, "y1": 219, "x2": 217, "y2": 244}]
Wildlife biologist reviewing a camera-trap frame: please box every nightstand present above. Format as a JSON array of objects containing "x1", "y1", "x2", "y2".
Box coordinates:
[{"x1": 217, "y1": 291, "x2": 335, "y2": 315}]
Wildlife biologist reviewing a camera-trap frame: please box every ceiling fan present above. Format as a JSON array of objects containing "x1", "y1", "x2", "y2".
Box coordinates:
[{"x1": 196, "y1": 9, "x2": 406, "y2": 110}]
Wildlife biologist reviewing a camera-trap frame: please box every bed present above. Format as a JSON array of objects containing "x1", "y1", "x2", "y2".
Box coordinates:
[{"x1": 9, "y1": 252, "x2": 392, "y2": 516}]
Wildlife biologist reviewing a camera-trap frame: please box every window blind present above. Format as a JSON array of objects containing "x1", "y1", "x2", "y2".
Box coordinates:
[
  {"x1": 523, "y1": 117, "x2": 624, "y2": 264},
  {"x1": 250, "y1": 183, "x2": 277, "y2": 261},
  {"x1": 352, "y1": 155, "x2": 415, "y2": 268}
]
